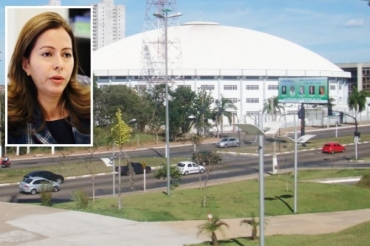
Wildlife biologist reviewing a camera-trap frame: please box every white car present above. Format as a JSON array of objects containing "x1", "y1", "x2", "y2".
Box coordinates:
[{"x1": 177, "y1": 161, "x2": 205, "y2": 175}]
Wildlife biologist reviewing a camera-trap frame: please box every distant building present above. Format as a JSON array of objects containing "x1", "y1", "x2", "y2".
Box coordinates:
[
  {"x1": 336, "y1": 62, "x2": 370, "y2": 93},
  {"x1": 92, "y1": 0, "x2": 125, "y2": 51}
]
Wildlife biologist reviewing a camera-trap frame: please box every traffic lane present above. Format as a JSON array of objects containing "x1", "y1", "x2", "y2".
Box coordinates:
[
  {"x1": 3, "y1": 158, "x2": 369, "y2": 203},
  {"x1": 284, "y1": 124, "x2": 370, "y2": 139},
  {"x1": 9, "y1": 144, "x2": 203, "y2": 168}
]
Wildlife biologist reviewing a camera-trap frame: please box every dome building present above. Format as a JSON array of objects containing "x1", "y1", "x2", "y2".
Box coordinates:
[{"x1": 94, "y1": 21, "x2": 350, "y2": 128}]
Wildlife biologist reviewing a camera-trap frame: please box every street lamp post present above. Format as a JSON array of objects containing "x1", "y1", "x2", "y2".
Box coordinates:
[
  {"x1": 153, "y1": 9, "x2": 182, "y2": 195},
  {"x1": 234, "y1": 118, "x2": 266, "y2": 246}
]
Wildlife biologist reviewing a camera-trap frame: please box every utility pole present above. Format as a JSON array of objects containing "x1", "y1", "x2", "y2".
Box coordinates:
[{"x1": 300, "y1": 103, "x2": 305, "y2": 136}]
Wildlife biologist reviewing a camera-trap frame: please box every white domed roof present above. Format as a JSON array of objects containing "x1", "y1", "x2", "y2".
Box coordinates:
[{"x1": 94, "y1": 21, "x2": 348, "y2": 77}]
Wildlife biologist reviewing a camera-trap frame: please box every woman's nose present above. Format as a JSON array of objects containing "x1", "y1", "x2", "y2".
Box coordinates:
[{"x1": 53, "y1": 55, "x2": 64, "y2": 71}]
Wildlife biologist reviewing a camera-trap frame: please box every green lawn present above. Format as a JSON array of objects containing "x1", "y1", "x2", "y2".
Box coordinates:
[
  {"x1": 54, "y1": 169, "x2": 370, "y2": 222},
  {"x1": 193, "y1": 220, "x2": 370, "y2": 246}
]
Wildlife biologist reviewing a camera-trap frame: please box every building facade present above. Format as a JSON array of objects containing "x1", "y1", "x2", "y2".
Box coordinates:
[
  {"x1": 94, "y1": 22, "x2": 353, "y2": 129},
  {"x1": 92, "y1": 0, "x2": 125, "y2": 51},
  {"x1": 336, "y1": 62, "x2": 370, "y2": 93}
]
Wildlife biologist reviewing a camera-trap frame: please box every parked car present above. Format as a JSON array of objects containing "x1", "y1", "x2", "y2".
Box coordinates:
[
  {"x1": 23, "y1": 171, "x2": 64, "y2": 184},
  {"x1": 322, "y1": 142, "x2": 345, "y2": 154},
  {"x1": 115, "y1": 162, "x2": 152, "y2": 175},
  {"x1": 19, "y1": 177, "x2": 60, "y2": 195},
  {"x1": 192, "y1": 150, "x2": 222, "y2": 165},
  {"x1": 177, "y1": 161, "x2": 205, "y2": 175},
  {"x1": 216, "y1": 137, "x2": 240, "y2": 148}
]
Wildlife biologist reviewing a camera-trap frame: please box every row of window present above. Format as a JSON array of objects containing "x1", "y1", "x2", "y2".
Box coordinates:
[{"x1": 98, "y1": 76, "x2": 284, "y2": 80}]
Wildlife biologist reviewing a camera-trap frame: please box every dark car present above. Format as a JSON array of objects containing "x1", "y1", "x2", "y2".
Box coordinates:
[
  {"x1": 192, "y1": 150, "x2": 222, "y2": 165},
  {"x1": 115, "y1": 162, "x2": 152, "y2": 175},
  {"x1": 23, "y1": 170, "x2": 64, "y2": 184}
]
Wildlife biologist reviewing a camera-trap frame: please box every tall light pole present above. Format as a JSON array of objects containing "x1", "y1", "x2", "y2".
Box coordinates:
[{"x1": 153, "y1": 9, "x2": 182, "y2": 195}]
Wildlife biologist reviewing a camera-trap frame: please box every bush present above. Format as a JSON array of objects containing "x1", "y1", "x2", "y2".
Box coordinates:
[
  {"x1": 356, "y1": 172, "x2": 370, "y2": 189},
  {"x1": 71, "y1": 190, "x2": 89, "y2": 209},
  {"x1": 192, "y1": 150, "x2": 222, "y2": 165},
  {"x1": 40, "y1": 184, "x2": 53, "y2": 206}
]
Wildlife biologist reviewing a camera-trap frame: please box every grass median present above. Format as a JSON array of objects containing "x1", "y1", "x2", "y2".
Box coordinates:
[
  {"x1": 54, "y1": 169, "x2": 370, "y2": 222},
  {"x1": 192, "y1": 220, "x2": 370, "y2": 246}
]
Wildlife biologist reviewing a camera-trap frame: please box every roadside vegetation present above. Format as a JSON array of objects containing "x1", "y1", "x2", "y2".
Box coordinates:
[
  {"x1": 53, "y1": 169, "x2": 370, "y2": 222},
  {"x1": 190, "y1": 220, "x2": 370, "y2": 246}
]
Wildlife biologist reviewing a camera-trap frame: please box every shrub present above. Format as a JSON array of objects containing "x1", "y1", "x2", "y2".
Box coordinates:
[
  {"x1": 71, "y1": 190, "x2": 89, "y2": 209},
  {"x1": 40, "y1": 183, "x2": 53, "y2": 206},
  {"x1": 356, "y1": 172, "x2": 370, "y2": 189},
  {"x1": 192, "y1": 150, "x2": 222, "y2": 165}
]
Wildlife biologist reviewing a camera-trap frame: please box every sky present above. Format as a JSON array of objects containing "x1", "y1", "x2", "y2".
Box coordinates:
[{"x1": 0, "y1": 0, "x2": 369, "y2": 84}]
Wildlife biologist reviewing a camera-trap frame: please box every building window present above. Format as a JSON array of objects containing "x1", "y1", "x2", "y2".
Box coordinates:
[
  {"x1": 226, "y1": 98, "x2": 238, "y2": 103},
  {"x1": 199, "y1": 76, "x2": 214, "y2": 80},
  {"x1": 99, "y1": 76, "x2": 109, "y2": 80},
  {"x1": 245, "y1": 111, "x2": 259, "y2": 116},
  {"x1": 184, "y1": 76, "x2": 192, "y2": 80},
  {"x1": 246, "y1": 85, "x2": 259, "y2": 90},
  {"x1": 224, "y1": 85, "x2": 237, "y2": 90},
  {"x1": 244, "y1": 76, "x2": 259, "y2": 80},
  {"x1": 178, "y1": 85, "x2": 191, "y2": 89},
  {"x1": 200, "y1": 85, "x2": 215, "y2": 91},
  {"x1": 330, "y1": 85, "x2": 336, "y2": 90},
  {"x1": 223, "y1": 76, "x2": 237, "y2": 80},
  {"x1": 268, "y1": 85, "x2": 278, "y2": 90},
  {"x1": 246, "y1": 98, "x2": 259, "y2": 103},
  {"x1": 115, "y1": 76, "x2": 127, "y2": 79}
]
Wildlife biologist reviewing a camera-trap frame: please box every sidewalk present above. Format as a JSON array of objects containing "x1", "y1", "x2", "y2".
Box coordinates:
[{"x1": 1, "y1": 201, "x2": 370, "y2": 246}]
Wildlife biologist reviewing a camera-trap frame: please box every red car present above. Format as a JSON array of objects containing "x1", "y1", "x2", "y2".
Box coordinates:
[
  {"x1": 322, "y1": 142, "x2": 345, "y2": 154},
  {"x1": 1, "y1": 159, "x2": 10, "y2": 168}
]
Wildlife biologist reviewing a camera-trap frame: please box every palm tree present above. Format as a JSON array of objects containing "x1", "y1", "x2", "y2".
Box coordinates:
[
  {"x1": 348, "y1": 86, "x2": 367, "y2": 120},
  {"x1": 240, "y1": 212, "x2": 260, "y2": 240},
  {"x1": 262, "y1": 96, "x2": 284, "y2": 120},
  {"x1": 212, "y1": 96, "x2": 237, "y2": 137},
  {"x1": 197, "y1": 216, "x2": 229, "y2": 246}
]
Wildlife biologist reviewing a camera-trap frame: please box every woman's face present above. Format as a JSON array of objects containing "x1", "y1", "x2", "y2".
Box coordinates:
[{"x1": 22, "y1": 27, "x2": 74, "y2": 99}]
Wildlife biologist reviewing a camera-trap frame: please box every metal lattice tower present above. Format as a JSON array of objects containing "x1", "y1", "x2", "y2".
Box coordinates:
[{"x1": 139, "y1": 0, "x2": 183, "y2": 87}]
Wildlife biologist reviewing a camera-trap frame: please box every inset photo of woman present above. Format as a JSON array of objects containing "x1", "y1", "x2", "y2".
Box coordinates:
[{"x1": 6, "y1": 7, "x2": 92, "y2": 146}]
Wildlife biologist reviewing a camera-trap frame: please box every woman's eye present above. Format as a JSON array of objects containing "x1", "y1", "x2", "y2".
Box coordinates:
[
  {"x1": 42, "y1": 52, "x2": 52, "y2": 57},
  {"x1": 64, "y1": 53, "x2": 72, "y2": 58}
]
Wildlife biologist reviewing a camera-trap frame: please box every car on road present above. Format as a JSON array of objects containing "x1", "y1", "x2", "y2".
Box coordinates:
[
  {"x1": 216, "y1": 137, "x2": 239, "y2": 148},
  {"x1": 19, "y1": 177, "x2": 60, "y2": 195},
  {"x1": 23, "y1": 171, "x2": 64, "y2": 184},
  {"x1": 115, "y1": 162, "x2": 152, "y2": 175},
  {"x1": 322, "y1": 142, "x2": 345, "y2": 154},
  {"x1": 177, "y1": 161, "x2": 205, "y2": 175}
]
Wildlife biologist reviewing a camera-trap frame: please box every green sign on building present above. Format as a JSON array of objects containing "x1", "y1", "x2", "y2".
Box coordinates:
[{"x1": 278, "y1": 77, "x2": 328, "y2": 104}]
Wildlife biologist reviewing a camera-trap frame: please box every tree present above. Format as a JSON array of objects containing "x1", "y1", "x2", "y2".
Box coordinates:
[
  {"x1": 154, "y1": 163, "x2": 182, "y2": 189},
  {"x1": 348, "y1": 86, "x2": 367, "y2": 120},
  {"x1": 168, "y1": 86, "x2": 197, "y2": 141},
  {"x1": 212, "y1": 96, "x2": 237, "y2": 137},
  {"x1": 240, "y1": 212, "x2": 261, "y2": 240},
  {"x1": 262, "y1": 96, "x2": 284, "y2": 120},
  {"x1": 197, "y1": 216, "x2": 229, "y2": 246},
  {"x1": 111, "y1": 108, "x2": 132, "y2": 209},
  {"x1": 193, "y1": 89, "x2": 213, "y2": 136}
]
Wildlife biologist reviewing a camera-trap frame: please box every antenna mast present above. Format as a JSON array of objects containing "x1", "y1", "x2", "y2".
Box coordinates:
[{"x1": 140, "y1": 0, "x2": 183, "y2": 88}]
